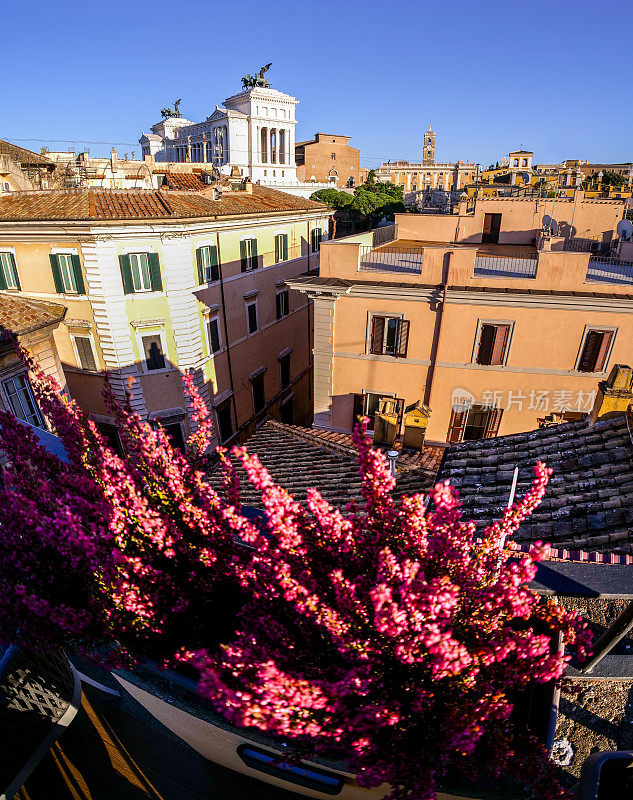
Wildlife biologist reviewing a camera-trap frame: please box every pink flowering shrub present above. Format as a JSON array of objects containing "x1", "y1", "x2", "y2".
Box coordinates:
[
  {"x1": 190, "y1": 424, "x2": 591, "y2": 800},
  {"x1": 0, "y1": 348, "x2": 590, "y2": 799},
  {"x1": 0, "y1": 351, "x2": 242, "y2": 660}
]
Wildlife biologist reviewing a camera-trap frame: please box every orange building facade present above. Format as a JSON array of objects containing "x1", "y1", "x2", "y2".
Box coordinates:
[
  {"x1": 295, "y1": 133, "x2": 365, "y2": 189},
  {"x1": 288, "y1": 193, "x2": 630, "y2": 445}
]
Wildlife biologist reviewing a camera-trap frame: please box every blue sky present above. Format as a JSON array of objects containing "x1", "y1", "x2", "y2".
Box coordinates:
[{"x1": 3, "y1": 0, "x2": 630, "y2": 168}]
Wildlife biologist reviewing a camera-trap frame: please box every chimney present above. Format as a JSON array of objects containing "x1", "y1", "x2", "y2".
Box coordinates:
[
  {"x1": 589, "y1": 364, "x2": 633, "y2": 424},
  {"x1": 242, "y1": 177, "x2": 253, "y2": 194},
  {"x1": 110, "y1": 148, "x2": 118, "y2": 170}
]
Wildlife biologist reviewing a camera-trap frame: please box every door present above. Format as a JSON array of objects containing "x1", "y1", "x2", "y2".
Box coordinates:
[{"x1": 482, "y1": 213, "x2": 502, "y2": 244}]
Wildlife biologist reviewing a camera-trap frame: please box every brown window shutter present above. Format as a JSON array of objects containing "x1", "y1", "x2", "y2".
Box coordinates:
[
  {"x1": 352, "y1": 393, "x2": 365, "y2": 426},
  {"x1": 396, "y1": 319, "x2": 410, "y2": 358},
  {"x1": 578, "y1": 330, "x2": 603, "y2": 372},
  {"x1": 485, "y1": 407, "x2": 504, "y2": 438},
  {"x1": 594, "y1": 330, "x2": 613, "y2": 372},
  {"x1": 476, "y1": 324, "x2": 496, "y2": 365},
  {"x1": 490, "y1": 324, "x2": 511, "y2": 365},
  {"x1": 370, "y1": 316, "x2": 385, "y2": 354},
  {"x1": 447, "y1": 409, "x2": 468, "y2": 443}
]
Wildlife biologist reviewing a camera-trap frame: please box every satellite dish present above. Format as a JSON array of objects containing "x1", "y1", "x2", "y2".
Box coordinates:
[
  {"x1": 522, "y1": 172, "x2": 531, "y2": 184},
  {"x1": 542, "y1": 214, "x2": 552, "y2": 230},
  {"x1": 617, "y1": 218, "x2": 633, "y2": 241},
  {"x1": 549, "y1": 219, "x2": 559, "y2": 236}
]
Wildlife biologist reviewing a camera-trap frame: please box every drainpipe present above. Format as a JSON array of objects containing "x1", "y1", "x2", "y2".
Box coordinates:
[
  {"x1": 423, "y1": 250, "x2": 452, "y2": 408},
  {"x1": 215, "y1": 231, "x2": 238, "y2": 432}
]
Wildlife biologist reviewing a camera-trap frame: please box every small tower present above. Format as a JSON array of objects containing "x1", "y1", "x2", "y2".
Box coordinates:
[{"x1": 423, "y1": 124, "x2": 435, "y2": 166}]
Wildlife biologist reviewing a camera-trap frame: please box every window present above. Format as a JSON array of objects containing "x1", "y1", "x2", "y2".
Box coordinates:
[
  {"x1": 2, "y1": 374, "x2": 43, "y2": 427},
  {"x1": 246, "y1": 300, "x2": 258, "y2": 334},
  {"x1": 474, "y1": 323, "x2": 511, "y2": 366},
  {"x1": 50, "y1": 253, "x2": 85, "y2": 294},
  {"x1": 368, "y1": 315, "x2": 410, "y2": 358},
  {"x1": 280, "y1": 354, "x2": 291, "y2": 389},
  {"x1": 119, "y1": 253, "x2": 162, "y2": 294},
  {"x1": 447, "y1": 405, "x2": 503, "y2": 443},
  {"x1": 216, "y1": 401, "x2": 234, "y2": 443},
  {"x1": 73, "y1": 335, "x2": 97, "y2": 371},
  {"x1": 513, "y1": 159, "x2": 519, "y2": 167},
  {"x1": 141, "y1": 334, "x2": 166, "y2": 371},
  {"x1": 280, "y1": 395, "x2": 293, "y2": 424},
  {"x1": 162, "y1": 421, "x2": 186, "y2": 451},
  {"x1": 252, "y1": 374, "x2": 265, "y2": 414},
  {"x1": 311, "y1": 228, "x2": 323, "y2": 253},
  {"x1": 196, "y1": 245, "x2": 220, "y2": 283},
  {"x1": 240, "y1": 238, "x2": 258, "y2": 272},
  {"x1": 276, "y1": 289, "x2": 289, "y2": 319},
  {"x1": 95, "y1": 422, "x2": 124, "y2": 457},
  {"x1": 523, "y1": 159, "x2": 528, "y2": 167},
  {"x1": 208, "y1": 316, "x2": 221, "y2": 354},
  {"x1": 577, "y1": 328, "x2": 615, "y2": 373},
  {"x1": 0, "y1": 252, "x2": 20, "y2": 290},
  {"x1": 331, "y1": 153, "x2": 336, "y2": 160},
  {"x1": 275, "y1": 233, "x2": 288, "y2": 263}
]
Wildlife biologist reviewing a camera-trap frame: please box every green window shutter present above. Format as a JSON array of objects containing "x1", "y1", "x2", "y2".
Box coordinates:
[
  {"x1": 119, "y1": 254, "x2": 134, "y2": 294},
  {"x1": 209, "y1": 245, "x2": 219, "y2": 282},
  {"x1": 0, "y1": 258, "x2": 6, "y2": 290},
  {"x1": 70, "y1": 254, "x2": 85, "y2": 294},
  {"x1": 251, "y1": 238, "x2": 258, "y2": 269},
  {"x1": 148, "y1": 252, "x2": 162, "y2": 291},
  {"x1": 196, "y1": 248, "x2": 205, "y2": 285},
  {"x1": 49, "y1": 254, "x2": 64, "y2": 293},
  {"x1": 282, "y1": 234, "x2": 288, "y2": 261},
  {"x1": 240, "y1": 240, "x2": 248, "y2": 272},
  {"x1": 10, "y1": 254, "x2": 21, "y2": 291},
  {"x1": 275, "y1": 235, "x2": 280, "y2": 263}
]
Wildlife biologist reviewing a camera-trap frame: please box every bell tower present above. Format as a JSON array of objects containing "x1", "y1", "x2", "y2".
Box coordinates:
[{"x1": 423, "y1": 124, "x2": 435, "y2": 166}]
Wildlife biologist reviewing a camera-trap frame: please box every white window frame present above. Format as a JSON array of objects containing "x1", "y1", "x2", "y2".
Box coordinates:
[
  {"x1": 245, "y1": 299, "x2": 258, "y2": 335},
  {"x1": 129, "y1": 252, "x2": 153, "y2": 293},
  {"x1": 276, "y1": 288, "x2": 289, "y2": 318},
  {"x1": 54, "y1": 252, "x2": 79, "y2": 293},
  {"x1": 366, "y1": 311, "x2": 404, "y2": 356},
  {"x1": 71, "y1": 332, "x2": 99, "y2": 372},
  {"x1": 574, "y1": 325, "x2": 618, "y2": 373},
  {"x1": 207, "y1": 314, "x2": 222, "y2": 355},
  {"x1": 0, "y1": 251, "x2": 19, "y2": 289},
  {"x1": 471, "y1": 319, "x2": 515, "y2": 367},
  {"x1": 197, "y1": 243, "x2": 220, "y2": 283},
  {"x1": 135, "y1": 327, "x2": 170, "y2": 374},
  {"x1": 2, "y1": 372, "x2": 44, "y2": 428}
]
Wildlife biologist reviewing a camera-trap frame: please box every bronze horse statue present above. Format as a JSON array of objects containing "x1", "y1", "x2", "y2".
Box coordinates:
[
  {"x1": 160, "y1": 99, "x2": 182, "y2": 119},
  {"x1": 241, "y1": 63, "x2": 272, "y2": 90}
]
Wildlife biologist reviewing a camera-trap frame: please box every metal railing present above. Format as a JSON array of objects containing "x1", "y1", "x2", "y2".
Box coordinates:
[
  {"x1": 371, "y1": 224, "x2": 396, "y2": 248},
  {"x1": 586, "y1": 254, "x2": 633, "y2": 285},
  {"x1": 564, "y1": 237, "x2": 616, "y2": 255},
  {"x1": 473, "y1": 252, "x2": 538, "y2": 278},
  {"x1": 359, "y1": 245, "x2": 424, "y2": 274}
]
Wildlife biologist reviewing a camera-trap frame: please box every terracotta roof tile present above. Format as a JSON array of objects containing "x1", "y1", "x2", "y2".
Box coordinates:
[
  {"x1": 161, "y1": 173, "x2": 207, "y2": 191},
  {"x1": 437, "y1": 416, "x2": 633, "y2": 554},
  {"x1": 0, "y1": 292, "x2": 66, "y2": 337},
  {"x1": 0, "y1": 186, "x2": 327, "y2": 222},
  {"x1": 0, "y1": 140, "x2": 54, "y2": 167},
  {"x1": 208, "y1": 420, "x2": 437, "y2": 509}
]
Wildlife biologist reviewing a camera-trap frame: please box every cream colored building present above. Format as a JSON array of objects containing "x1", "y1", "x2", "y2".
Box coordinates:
[{"x1": 0, "y1": 183, "x2": 331, "y2": 449}]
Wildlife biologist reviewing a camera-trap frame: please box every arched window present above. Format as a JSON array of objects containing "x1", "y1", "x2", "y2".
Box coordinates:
[{"x1": 261, "y1": 128, "x2": 268, "y2": 163}]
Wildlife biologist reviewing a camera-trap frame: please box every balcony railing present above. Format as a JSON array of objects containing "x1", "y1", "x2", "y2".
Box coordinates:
[
  {"x1": 371, "y1": 224, "x2": 396, "y2": 248},
  {"x1": 359, "y1": 245, "x2": 424, "y2": 274},
  {"x1": 473, "y1": 252, "x2": 538, "y2": 278},
  {"x1": 586, "y1": 254, "x2": 633, "y2": 285},
  {"x1": 564, "y1": 237, "x2": 616, "y2": 255}
]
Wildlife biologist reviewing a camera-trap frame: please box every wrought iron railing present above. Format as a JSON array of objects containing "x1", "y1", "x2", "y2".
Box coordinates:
[
  {"x1": 371, "y1": 224, "x2": 396, "y2": 248},
  {"x1": 586, "y1": 254, "x2": 633, "y2": 285},
  {"x1": 359, "y1": 245, "x2": 424, "y2": 274},
  {"x1": 473, "y1": 252, "x2": 538, "y2": 278}
]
